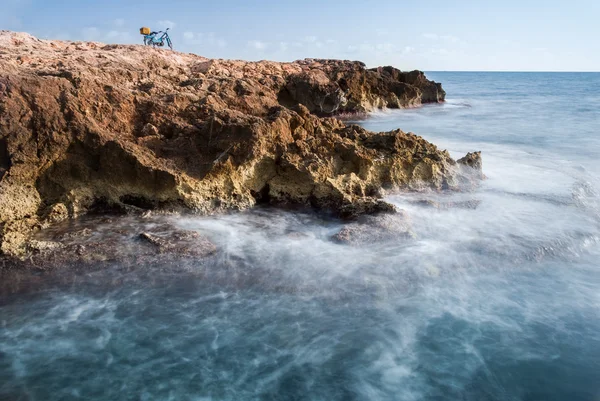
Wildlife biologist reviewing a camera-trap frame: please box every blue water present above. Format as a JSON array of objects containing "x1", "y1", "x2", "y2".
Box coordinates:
[{"x1": 2, "y1": 73, "x2": 600, "y2": 400}]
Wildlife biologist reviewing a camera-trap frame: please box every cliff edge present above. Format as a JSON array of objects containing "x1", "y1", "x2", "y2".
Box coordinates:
[{"x1": 0, "y1": 31, "x2": 480, "y2": 258}]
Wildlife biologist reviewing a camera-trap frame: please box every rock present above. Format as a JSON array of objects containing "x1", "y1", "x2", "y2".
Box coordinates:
[
  {"x1": 28, "y1": 240, "x2": 64, "y2": 252},
  {"x1": 331, "y1": 211, "x2": 414, "y2": 245},
  {"x1": 57, "y1": 227, "x2": 93, "y2": 240},
  {"x1": 411, "y1": 199, "x2": 482, "y2": 210},
  {"x1": 0, "y1": 218, "x2": 39, "y2": 257},
  {"x1": 458, "y1": 151, "x2": 482, "y2": 169},
  {"x1": 0, "y1": 31, "x2": 481, "y2": 262},
  {"x1": 283, "y1": 61, "x2": 445, "y2": 115},
  {"x1": 139, "y1": 229, "x2": 217, "y2": 257},
  {"x1": 42, "y1": 203, "x2": 69, "y2": 225},
  {"x1": 284, "y1": 231, "x2": 310, "y2": 239},
  {"x1": 338, "y1": 199, "x2": 397, "y2": 220},
  {"x1": 458, "y1": 151, "x2": 484, "y2": 180},
  {"x1": 3, "y1": 217, "x2": 218, "y2": 269},
  {"x1": 140, "y1": 123, "x2": 160, "y2": 138}
]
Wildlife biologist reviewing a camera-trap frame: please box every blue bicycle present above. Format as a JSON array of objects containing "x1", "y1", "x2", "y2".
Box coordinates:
[{"x1": 141, "y1": 27, "x2": 173, "y2": 50}]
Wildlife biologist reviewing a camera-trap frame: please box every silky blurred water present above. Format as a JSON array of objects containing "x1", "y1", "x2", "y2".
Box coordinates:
[{"x1": 1, "y1": 72, "x2": 600, "y2": 401}]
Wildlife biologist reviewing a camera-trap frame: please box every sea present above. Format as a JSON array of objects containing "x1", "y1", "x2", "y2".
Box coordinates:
[{"x1": 1, "y1": 72, "x2": 600, "y2": 400}]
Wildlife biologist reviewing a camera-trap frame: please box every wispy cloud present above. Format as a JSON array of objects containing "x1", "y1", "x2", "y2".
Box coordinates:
[
  {"x1": 183, "y1": 31, "x2": 227, "y2": 48},
  {"x1": 81, "y1": 27, "x2": 100, "y2": 41},
  {"x1": 375, "y1": 43, "x2": 395, "y2": 53},
  {"x1": 113, "y1": 18, "x2": 125, "y2": 27},
  {"x1": 157, "y1": 20, "x2": 176, "y2": 29},
  {"x1": 422, "y1": 33, "x2": 461, "y2": 44},
  {"x1": 440, "y1": 35, "x2": 460, "y2": 43},
  {"x1": 81, "y1": 26, "x2": 132, "y2": 44},
  {"x1": 247, "y1": 40, "x2": 268, "y2": 50},
  {"x1": 105, "y1": 30, "x2": 133, "y2": 43},
  {"x1": 345, "y1": 42, "x2": 414, "y2": 56}
]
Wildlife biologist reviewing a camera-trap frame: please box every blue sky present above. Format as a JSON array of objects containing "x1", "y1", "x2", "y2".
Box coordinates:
[{"x1": 2, "y1": 0, "x2": 599, "y2": 71}]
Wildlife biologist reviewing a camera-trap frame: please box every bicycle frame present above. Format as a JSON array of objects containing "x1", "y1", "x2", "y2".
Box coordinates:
[{"x1": 143, "y1": 28, "x2": 173, "y2": 50}]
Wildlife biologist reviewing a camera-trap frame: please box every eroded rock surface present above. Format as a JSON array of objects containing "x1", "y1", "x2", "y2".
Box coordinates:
[
  {"x1": 0, "y1": 31, "x2": 481, "y2": 260},
  {"x1": 331, "y1": 212, "x2": 414, "y2": 245},
  {"x1": 0, "y1": 216, "x2": 217, "y2": 269}
]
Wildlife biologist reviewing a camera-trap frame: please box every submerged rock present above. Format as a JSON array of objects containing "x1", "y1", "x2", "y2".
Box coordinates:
[
  {"x1": 331, "y1": 211, "x2": 414, "y2": 245},
  {"x1": 139, "y1": 229, "x2": 217, "y2": 257},
  {"x1": 0, "y1": 31, "x2": 482, "y2": 262},
  {"x1": 28, "y1": 240, "x2": 64, "y2": 252},
  {"x1": 0, "y1": 217, "x2": 218, "y2": 269},
  {"x1": 411, "y1": 199, "x2": 482, "y2": 210}
]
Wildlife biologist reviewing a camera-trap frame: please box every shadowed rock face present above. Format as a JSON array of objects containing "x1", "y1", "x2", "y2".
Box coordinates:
[{"x1": 0, "y1": 31, "x2": 480, "y2": 259}]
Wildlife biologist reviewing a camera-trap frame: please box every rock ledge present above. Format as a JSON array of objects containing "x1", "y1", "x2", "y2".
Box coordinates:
[{"x1": 0, "y1": 31, "x2": 481, "y2": 259}]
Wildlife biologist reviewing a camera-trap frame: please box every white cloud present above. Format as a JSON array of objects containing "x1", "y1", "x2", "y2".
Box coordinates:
[
  {"x1": 423, "y1": 33, "x2": 461, "y2": 44},
  {"x1": 423, "y1": 33, "x2": 439, "y2": 40},
  {"x1": 341, "y1": 42, "x2": 417, "y2": 59},
  {"x1": 279, "y1": 42, "x2": 289, "y2": 51},
  {"x1": 248, "y1": 40, "x2": 268, "y2": 50},
  {"x1": 82, "y1": 27, "x2": 100, "y2": 40},
  {"x1": 440, "y1": 35, "x2": 460, "y2": 43},
  {"x1": 105, "y1": 30, "x2": 133, "y2": 43},
  {"x1": 55, "y1": 32, "x2": 72, "y2": 40},
  {"x1": 303, "y1": 36, "x2": 317, "y2": 43},
  {"x1": 183, "y1": 32, "x2": 226, "y2": 48},
  {"x1": 158, "y1": 20, "x2": 176, "y2": 29},
  {"x1": 113, "y1": 18, "x2": 125, "y2": 27},
  {"x1": 80, "y1": 26, "x2": 133, "y2": 44},
  {"x1": 375, "y1": 43, "x2": 395, "y2": 53},
  {"x1": 431, "y1": 48, "x2": 450, "y2": 55}
]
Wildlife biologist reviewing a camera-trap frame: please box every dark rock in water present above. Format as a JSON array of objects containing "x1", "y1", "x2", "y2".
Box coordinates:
[
  {"x1": 1, "y1": 216, "x2": 217, "y2": 270},
  {"x1": 411, "y1": 199, "x2": 482, "y2": 210},
  {"x1": 331, "y1": 211, "x2": 414, "y2": 245},
  {"x1": 338, "y1": 199, "x2": 397, "y2": 220},
  {"x1": 139, "y1": 229, "x2": 217, "y2": 257},
  {"x1": 458, "y1": 151, "x2": 484, "y2": 179},
  {"x1": 57, "y1": 228, "x2": 93, "y2": 240},
  {"x1": 284, "y1": 231, "x2": 310, "y2": 240}
]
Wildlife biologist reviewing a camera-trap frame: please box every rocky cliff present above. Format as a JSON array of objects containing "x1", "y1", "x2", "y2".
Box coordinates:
[{"x1": 0, "y1": 31, "x2": 479, "y2": 259}]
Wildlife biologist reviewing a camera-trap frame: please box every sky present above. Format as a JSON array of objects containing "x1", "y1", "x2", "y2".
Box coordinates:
[{"x1": 1, "y1": 0, "x2": 599, "y2": 71}]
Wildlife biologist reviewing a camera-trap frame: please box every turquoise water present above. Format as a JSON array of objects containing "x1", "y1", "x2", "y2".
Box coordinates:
[{"x1": 1, "y1": 73, "x2": 600, "y2": 400}]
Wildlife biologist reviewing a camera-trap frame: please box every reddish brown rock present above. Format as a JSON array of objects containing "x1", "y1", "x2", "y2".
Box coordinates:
[{"x1": 0, "y1": 31, "x2": 480, "y2": 259}]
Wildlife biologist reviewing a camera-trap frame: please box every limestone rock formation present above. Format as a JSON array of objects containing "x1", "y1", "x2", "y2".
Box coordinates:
[{"x1": 0, "y1": 31, "x2": 480, "y2": 259}]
